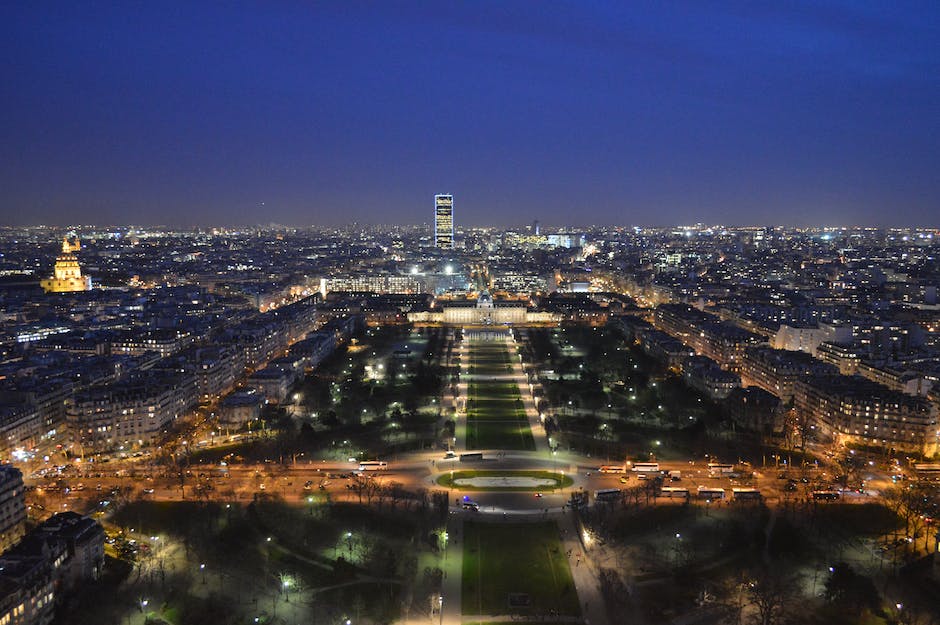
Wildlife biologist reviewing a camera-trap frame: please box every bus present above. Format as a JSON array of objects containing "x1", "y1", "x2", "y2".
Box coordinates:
[
  {"x1": 631, "y1": 462, "x2": 660, "y2": 473},
  {"x1": 913, "y1": 463, "x2": 940, "y2": 481},
  {"x1": 707, "y1": 463, "x2": 735, "y2": 477},
  {"x1": 697, "y1": 486, "x2": 726, "y2": 500},
  {"x1": 593, "y1": 488, "x2": 621, "y2": 502},
  {"x1": 812, "y1": 490, "x2": 841, "y2": 501},
  {"x1": 731, "y1": 488, "x2": 762, "y2": 501},
  {"x1": 358, "y1": 461, "x2": 388, "y2": 471},
  {"x1": 459, "y1": 452, "x2": 484, "y2": 462},
  {"x1": 659, "y1": 487, "x2": 690, "y2": 499},
  {"x1": 599, "y1": 465, "x2": 627, "y2": 474}
]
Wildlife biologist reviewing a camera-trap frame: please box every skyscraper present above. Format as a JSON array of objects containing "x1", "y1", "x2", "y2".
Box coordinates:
[{"x1": 434, "y1": 194, "x2": 454, "y2": 249}]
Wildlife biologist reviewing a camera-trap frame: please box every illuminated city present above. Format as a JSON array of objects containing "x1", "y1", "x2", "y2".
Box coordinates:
[{"x1": 2, "y1": 4, "x2": 940, "y2": 625}]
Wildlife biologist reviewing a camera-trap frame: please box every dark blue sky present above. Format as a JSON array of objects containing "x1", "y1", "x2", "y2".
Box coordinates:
[{"x1": 2, "y1": 1, "x2": 939, "y2": 227}]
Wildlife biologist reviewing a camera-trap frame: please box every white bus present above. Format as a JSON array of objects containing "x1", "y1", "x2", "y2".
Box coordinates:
[
  {"x1": 594, "y1": 488, "x2": 621, "y2": 502},
  {"x1": 631, "y1": 462, "x2": 660, "y2": 473},
  {"x1": 707, "y1": 463, "x2": 735, "y2": 476},
  {"x1": 731, "y1": 487, "x2": 761, "y2": 501},
  {"x1": 358, "y1": 461, "x2": 388, "y2": 471},
  {"x1": 659, "y1": 487, "x2": 689, "y2": 499},
  {"x1": 697, "y1": 486, "x2": 726, "y2": 500},
  {"x1": 599, "y1": 465, "x2": 627, "y2": 474},
  {"x1": 913, "y1": 463, "x2": 940, "y2": 481}
]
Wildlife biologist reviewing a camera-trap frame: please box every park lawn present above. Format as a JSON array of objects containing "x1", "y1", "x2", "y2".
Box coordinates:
[
  {"x1": 436, "y1": 470, "x2": 573, "y2": 491},
  {"x1": 467, "y1": 397, "x2": 527, "y2": 421},
  {"x1": 471, "y1": 364, "x2": 513, "y2": 376},
  {"x1": 466, "y1": 418, "x2": 535, "y2": 450},
  {"x1": 469, "y1": 345, "x2": 514, "y2": 376},
  {"x1": 465, "y1": 340, "x2": 535, "y2": 450},
  {"x1": 461, "y1": 521, "x2": 580, "y2": 617}
]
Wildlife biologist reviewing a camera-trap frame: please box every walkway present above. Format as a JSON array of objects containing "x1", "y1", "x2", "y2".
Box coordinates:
[
  {"x1": 507, "y1": 335, "x2": 551, "y2": 453},
  {"x1": 439, "y1": 330, "x2": 608, "y2": 625}
]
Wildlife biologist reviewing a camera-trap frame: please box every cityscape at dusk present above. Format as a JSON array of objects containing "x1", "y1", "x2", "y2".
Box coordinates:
[{"x1": 2, "y1": 3, "x2": 940, "y2": 625}]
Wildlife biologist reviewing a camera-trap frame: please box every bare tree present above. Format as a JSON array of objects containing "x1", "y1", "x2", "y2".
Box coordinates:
[{"x1": 746, "y1": 568, "x2": 798, "y2": 625}]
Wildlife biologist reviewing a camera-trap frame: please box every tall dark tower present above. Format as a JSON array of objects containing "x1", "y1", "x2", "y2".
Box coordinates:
[{"x1": 434, "y1": 194, "x2": 454, "y2": 249}]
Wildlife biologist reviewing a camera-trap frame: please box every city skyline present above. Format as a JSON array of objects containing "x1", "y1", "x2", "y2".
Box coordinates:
[
  {"x1": 2, "y1": 5, "x2": 940, "y2": 625},
  {"x1": 3, "y1": 3, "x2": 940, "y2": 228},
  {"x1": 1, "y1": 220, "x2": 940, "y2": 624}
]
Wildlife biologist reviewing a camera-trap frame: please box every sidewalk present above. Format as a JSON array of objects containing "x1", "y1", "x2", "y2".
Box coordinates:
[
  {"x1": 557, "y1": 512, "x2": 610, "y2": 625},
  {"x1": 453, "y1": 342, "x2": 470, "y2": 450},
  {"x1": 507, "y1": 337, "x2": 550, "y2": 453},
  {"x1": 440, "y1": 512, "x2": 464, "y2": 625}
]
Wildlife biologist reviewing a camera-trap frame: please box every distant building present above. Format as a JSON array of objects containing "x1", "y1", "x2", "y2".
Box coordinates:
[
  {"x1": 0, "y1": 466, "x2": 26, "y2": 552},
  {"x1": 772, "y1": 322, "x2": 852, "y2": 355},
  {"x1": 434, "y1": 194, "x2": 454, "y2": 249},
  {"x1": 0, "y1": 512, "x2": 105, "y2": 625},
  {"x1": 740, "y1": 346, "x2": 838, "y2": 403},
  {"x1": 111, "y1": 328, "x2": 193, "y2": 357},
  {"x1": 408, "y1": 291, "x2": 557, "y2": 325},
  {"x1": 441, "y1": 291, "x2": 525, "y2": 325},
  {"x1": 793, "y1": 375, "x2": 939, "y2": 455},
  {"x1": 321, "y1": 274, "x2": 426, "y2": 295},
  {"x1": 66, "y1": 371, "x2": 196, "y2": 452},
  {"x1": 40, "y1": 237, "x2": 92, "y2": 293},
  {"x1": 724, "y1": 386, "x2": 783, "y2": 434},
  {"x1": 816, "y1": 341, "x2": 863, "y2": 375},
  {"x1": 682, "y1": 356, "x2": 741, "y2": 400},
  {"x1": 546, "y1": 233, "x2": 583, "y2": 248},
  {"x1": 219, "y1": 390, "x2": 264, "y2": 425}
]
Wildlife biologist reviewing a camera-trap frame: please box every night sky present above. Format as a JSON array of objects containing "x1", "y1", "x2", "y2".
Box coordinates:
[{"x1": 2, "y1": 2, "x2": 939, "y2": 228}]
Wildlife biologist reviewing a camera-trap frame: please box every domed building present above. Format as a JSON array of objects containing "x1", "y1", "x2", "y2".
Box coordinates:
[
  {"x1": 408, "y1": 290, "x2": 557, "y2": 326},
  {"x1": 40, "y1": 236, "x2": 92, "y2": 293}
]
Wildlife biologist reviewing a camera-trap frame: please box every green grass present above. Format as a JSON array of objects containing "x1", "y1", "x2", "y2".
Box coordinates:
[
  {"x1": 465, "y1": 622, "x2": 572, "y2": 625},
  {"x1": 465, "y1": 341, "x2": 535, "y2": 450},
  {"x1": 466, "y1": 419, "x2": 535, "y2": 449},
  {"x1": 461, "y1": 521, "x2": 580, "y2": 616},
  {"x1": 436, "y1": 470, "x2": 573, "y2": 491}
]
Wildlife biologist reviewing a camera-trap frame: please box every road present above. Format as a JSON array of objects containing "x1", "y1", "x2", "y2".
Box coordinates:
[{"x1": 20, "y1": 331, "x2": 897, "y2": 625}]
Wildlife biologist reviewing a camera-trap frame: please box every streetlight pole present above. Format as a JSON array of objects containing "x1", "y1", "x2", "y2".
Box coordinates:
[{"x1": 674, "y1": 533, "x2": 681, "y2": 569}]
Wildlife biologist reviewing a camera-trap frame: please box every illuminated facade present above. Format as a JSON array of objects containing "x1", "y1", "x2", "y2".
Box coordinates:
[
  {"x1": 434, "y1": 194, "x2": 454, "y2": 249},
  {"x1": 408, "y1": 291, "x2": 558, "y2": 325},
  {"x1": 0, "y1": 466, "x2": 26, "y2": 552},
  {"x1": 40, "y1": 237, "x2": 92, "y2": 293}
]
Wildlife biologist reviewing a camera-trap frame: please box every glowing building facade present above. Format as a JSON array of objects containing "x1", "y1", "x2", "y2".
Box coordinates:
[
  {"x1": 434, "y1": 194, "x2": 454, "y2": 249},
  {"x1": 40, "y1": 237, "x2": 92, "y2": 293}
]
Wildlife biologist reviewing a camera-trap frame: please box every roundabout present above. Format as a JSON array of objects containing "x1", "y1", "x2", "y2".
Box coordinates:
[{"x1": 436, "y1": 469, "x2": 573, "y2": 491}]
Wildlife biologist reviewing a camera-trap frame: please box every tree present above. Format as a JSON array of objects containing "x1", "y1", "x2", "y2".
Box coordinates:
[
  {"x1": 824, "y1": 562, "x2": 880, "y2": 618},
  {"x1": 745, "y1": 568, "x2": 798, "y2": 625},
  {"x1": 833, "y1": 454, "x2": 865, "y2": 491}
]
